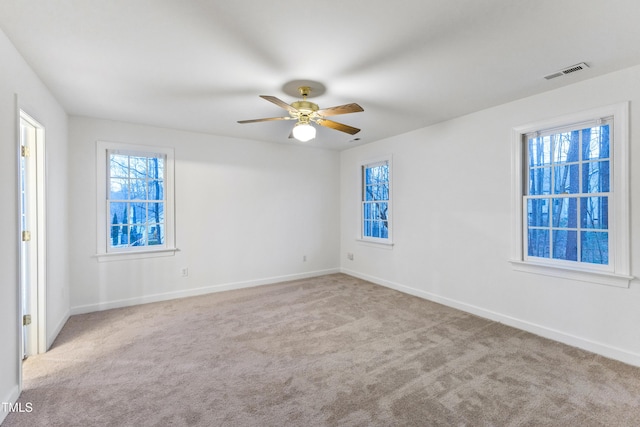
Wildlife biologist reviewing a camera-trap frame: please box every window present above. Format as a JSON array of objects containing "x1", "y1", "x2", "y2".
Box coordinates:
[
  {"x1": 361, "y1": 158, "x2": 392, "y2": 243},
  {"x1": 96, "y1": 142, "x2": 176, "y2": 260},
  {"x1": 526, "y1": 120, "x2": 611, "y2": 265},
  {"x1": 511, "y1": 103, "x2": 632, "y2": 287},
  {"x1": 108, "y1": 151, "x2": 165, "y2": 250}
]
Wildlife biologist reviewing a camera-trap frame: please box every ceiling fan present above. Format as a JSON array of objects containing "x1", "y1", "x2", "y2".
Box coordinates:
[{"x1": 237, "y1": 86, "x2": 364, "y2": 142}]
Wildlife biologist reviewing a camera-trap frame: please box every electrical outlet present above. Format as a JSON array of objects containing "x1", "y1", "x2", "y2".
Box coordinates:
[
  {"x1": 180, "y1": 267, "x2": 189, "y2": 277},
  {"x1": 303, "y1": 255, "x2": 307, "y2": 262},
  {"x1": 347, "y1": 253, "x2": 354, "y2": 260}
]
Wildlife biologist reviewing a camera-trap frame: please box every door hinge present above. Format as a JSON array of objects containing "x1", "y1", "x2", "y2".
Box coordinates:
[
  {"x1": 23, "y1": 314, "x2": 31, "y2": 326},
  {"x1": 21, "y1": 145, "x2": 30, "y2": 157},
  {"x1": 22, "y1": 230, "x2": 31, "y2": 242}
]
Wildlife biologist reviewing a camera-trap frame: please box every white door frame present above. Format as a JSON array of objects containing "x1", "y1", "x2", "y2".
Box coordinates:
[{"x1": 18, "y1": 108, "x2": 47, "y2": 364}]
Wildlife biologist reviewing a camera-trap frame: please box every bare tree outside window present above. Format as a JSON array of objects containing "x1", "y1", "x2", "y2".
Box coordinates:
[
  {"x1": 362, "y1": 161, "x2": 390, "y2": 239},
  {"x1": 108, "y1": 151, "x2": 166, "y2": 250},
  {"x1": 526, "y1": 123, "x2": 610, "y2": 265}
]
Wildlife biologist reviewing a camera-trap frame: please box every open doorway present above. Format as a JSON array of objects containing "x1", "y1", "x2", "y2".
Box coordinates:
[{"x1": 19, "y1": 110, "x2": 46, "y2": 360}]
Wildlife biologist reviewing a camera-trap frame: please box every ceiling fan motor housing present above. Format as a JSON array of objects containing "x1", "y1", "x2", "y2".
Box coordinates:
[{"x1": 290, "y1": 100, "x2": 319, "y2": 117}]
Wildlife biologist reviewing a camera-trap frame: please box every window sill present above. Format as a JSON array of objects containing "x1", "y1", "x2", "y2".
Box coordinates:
[
  {"x1": 95, "y1": 247, "x2": 179, "y2": 262},
  {"x1": 357, "y1": 238, "x2": 394, "y2": 249},
  {"x1": 509, "y1": 259, "x2": 633, "y2": 288}
]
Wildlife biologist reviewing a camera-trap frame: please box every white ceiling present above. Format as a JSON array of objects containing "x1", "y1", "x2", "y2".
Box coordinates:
[{"x1": 2, "y1": 0, "x2": 640, "y2": 150}]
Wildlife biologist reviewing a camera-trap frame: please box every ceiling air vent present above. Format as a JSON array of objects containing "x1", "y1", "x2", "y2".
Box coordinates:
[{"x1": 544, "y1": 62, "x2": 589, "y2": 80}]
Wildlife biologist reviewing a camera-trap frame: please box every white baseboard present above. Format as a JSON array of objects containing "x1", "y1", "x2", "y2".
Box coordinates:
[
  {"x1": 341, "y1": 268, "x2": 640, "y2": 368},
  {"x1": 0, "y1": 385, "x2": 21, "y2": 424},
  {"x1": 47, "y1": 310, "x2": 70, "y2": 351},
  {"x1": 70, "y1": 268, "x2": 340, "y2": 315}
]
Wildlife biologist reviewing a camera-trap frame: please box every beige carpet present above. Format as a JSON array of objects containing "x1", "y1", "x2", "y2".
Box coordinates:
[{"x1": 3, "y1": 274, "x2": 640, "y2": 426}]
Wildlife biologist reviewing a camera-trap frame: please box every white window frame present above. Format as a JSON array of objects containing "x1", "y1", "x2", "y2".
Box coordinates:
[
  {"x1": 96, "y1": 141, "x2": 177, "y2": 261},
  {"x1": 510, "y1": 102, "x2": 632, "y2": 288},
  {"x1": 359, "y1": 156, "x2": 393, "y2": 246}
]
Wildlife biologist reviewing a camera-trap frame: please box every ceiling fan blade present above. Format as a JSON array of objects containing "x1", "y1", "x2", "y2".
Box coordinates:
[
  {"x1": 260, "y1": 95, "x2": 299, "y2": 114},
  {"x1": 316, "y1": 103, "x2": 363, "y2": 116},
  {"x1": 237, "y1": 117, "x2": 294, "y2": 124},
  {"x1": 316, "y1": 118, "x2": 361, "y2": 135}
]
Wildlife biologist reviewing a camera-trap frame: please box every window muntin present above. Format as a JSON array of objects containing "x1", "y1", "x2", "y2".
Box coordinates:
[
  {"x1": 524, "y1": 120, "x2": 611, "y2": 267},
  {"x1": 362, "y1": 160, "x2": 391, "y2": 240},
  {"x1": 107, "y1": 151, "x2": 166, "y2": 251}
]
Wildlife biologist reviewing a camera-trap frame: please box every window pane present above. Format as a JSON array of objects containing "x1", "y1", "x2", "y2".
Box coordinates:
[
  {"x1": 364, "y1": 167, "x2": 372, "y2": 185},
  {"x1": 377, "y1": 221, "x2": 389, "y2": 238},
  {"x1": 129, "y1": 225, "x2": 146, "y2": 247},
  {"x1": 110, "y1": 178, "x2": 129, "y2": 200},
  {"x1": 364, "y1": 202, "x2": 389, "y2": 222},
  {"x1": 580, "y1": 197, "x2": 608, "y2": 229},
  {"x1": 553, "y1": 131, "x2": 580, "y2": 163},
  {"x1": 110, "y1": 223, "x2": 123, "y2": 247},
  {"x1": 148, "y1": 180, "x2": 164, "y2": 201},
  {"x1": 363, "y1": 203, "x2": 373, "y2": 220},
  {"x1": 528, "y1": 167, "x2": 551, "y2": 195},
  {"x1": 528, "y1": 137, "x2": 552, "y2": 166},
  {"x1": 552, "y1": 230, "x2": 578, "y2": 261},
  {"x1": 109, "y1": 202, "x2": 128, "y2": 225},
  {"x1": 148, "y1": 224, "x2": 164, "y2": 245},
  {"x1": 365, "y1": 185, "x2": 388, "y2": 201},
  {"x1": 553, "y1": 164, "x2": 579, "y2": 194},
  {"x1": 581, "y1": 231, "x2": 608, "y2": 264},
  {"x1": 112, "y1": 203, "x2": 131, "y2": 246},
  {"x1": 130, "y1": 179, "x2": 147, "y2": 200},
  {"x1": 369, "y1": 203, "x2": 380, "y2": 220},
  {"x1": 148, "y1": 202, "x2": 164, "y2": 224},
  {"x1": 582, "y1": 124, "x2": 610, "y2": 160},
  {"x1": 527, "y1": 198, "x2": 549, "y2": 227},
  {"x1": 552, "y1": 197, "x2": 577, "y2": 228},
  {"x1": 130, "y1": 202, "x2": 147, "y2": 224},
  {"x1": 109, "y1": 202, "x2": 128, "y2": 247},
  {"x1": 375, "y1": 202, "x2": 388, "y2": 221},
  {"x1": 363, "y1": 220, "x2": 373, "y2": 237},
  {"x1": 110, "y1": 154, "x2": 129, "y2": 177},
  {"x1": 364, "y1": 185, "x2": 377, "y2": 201},
  {"x1": 366, "y1": 165, "x2": 388, "y2": 184},
  {"x1": 527, "y1": 229, "x2": 549, "y2": 258},
  {"x1": 364, "y1": 220, "x2": 388, "y2": 238},
  {"x1": 378, "y1": 185, "x2": 389, "y2": 200},
  {"x1": 129, "y1": 156, "x2": 148, "y2": 178},
  {"x1": 365, "y1": 167, "x2": 376, "y2": 185},
  {"x1": 582, "y1": 160, "x2": 609, "y2": 193},
  {"x1": 148, "y1": 157, "x2": 164, "y2": 179}
]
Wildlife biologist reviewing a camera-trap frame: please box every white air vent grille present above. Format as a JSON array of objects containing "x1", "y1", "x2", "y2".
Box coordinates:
[{"x1": 544, "y1": 62, "x2": 589, "y2": 80}]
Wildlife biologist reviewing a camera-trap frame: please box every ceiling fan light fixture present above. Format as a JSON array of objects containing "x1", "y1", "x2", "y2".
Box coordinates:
[
  {"x1": 292, "y1": 121, "x2": 316, "y2": 142},
  {"x1": 238, "y1": 85, "x2": 363, "y2": 141}
]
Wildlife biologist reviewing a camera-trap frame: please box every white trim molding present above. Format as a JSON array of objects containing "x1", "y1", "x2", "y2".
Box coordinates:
[{"x1": 70, "y1": 268, "x2": 339, "y2": 315}]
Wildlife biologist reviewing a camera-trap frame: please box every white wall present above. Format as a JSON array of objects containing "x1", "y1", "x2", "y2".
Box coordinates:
[
  {"x1": 0, "y1": 28, "x2": 70, "y2": 423},
  {"x1": 68, "y1": 117, "x2": 341, "y2": 313},
  {"x1": 340, "y1": 65, "x2": 640, "y2": 366}
]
